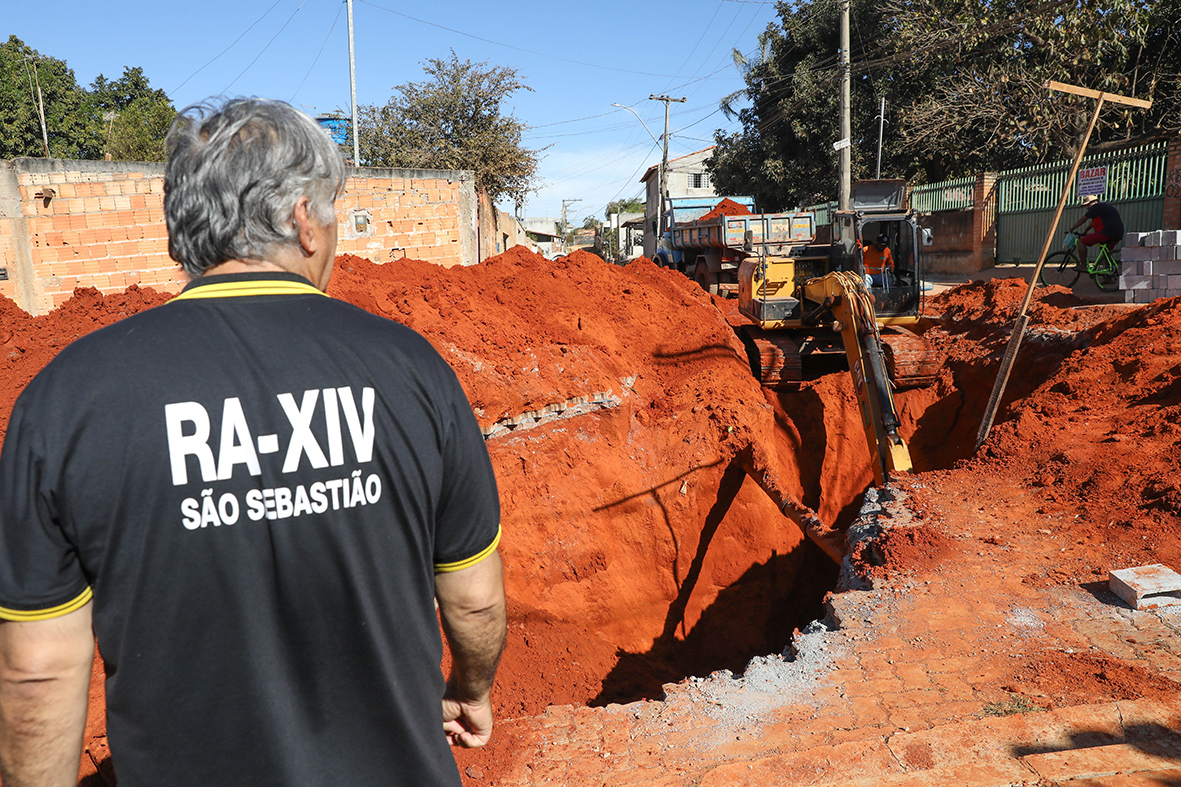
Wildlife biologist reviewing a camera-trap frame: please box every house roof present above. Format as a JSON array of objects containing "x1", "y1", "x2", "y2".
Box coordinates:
[{"x1": 639, "y1": 146, "x2": 716, "y2": 183}]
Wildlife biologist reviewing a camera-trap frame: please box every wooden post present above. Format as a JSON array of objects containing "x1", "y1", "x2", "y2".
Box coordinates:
[{"x1": 975, "y1": 81, "x2": 1151, "y2": 450}]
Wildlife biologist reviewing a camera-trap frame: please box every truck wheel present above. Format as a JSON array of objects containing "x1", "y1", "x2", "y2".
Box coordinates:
[{"x1": 694, "y1": 264, "x2": 720, "y2": 295}]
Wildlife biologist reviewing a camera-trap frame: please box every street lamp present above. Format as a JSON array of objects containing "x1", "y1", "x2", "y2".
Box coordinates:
[
  {"x1": 613, "y1": 102, "x2": 668, "y2": 252},
  {"x1": 611, "y1": 103, "x2": 660, "y2": 147}
]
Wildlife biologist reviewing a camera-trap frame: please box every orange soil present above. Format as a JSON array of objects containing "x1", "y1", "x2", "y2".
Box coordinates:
[
  {"x1": 3, "y1": 253, "x2": 1180, "y2": 785},
  {"x1": 697, "y1": 198, "x2": 754, "y2": 221}
]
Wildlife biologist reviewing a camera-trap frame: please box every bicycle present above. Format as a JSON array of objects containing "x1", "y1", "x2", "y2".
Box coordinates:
[{"x1": 1038, "y1": 230, "x2": 1121, "y2": 291}]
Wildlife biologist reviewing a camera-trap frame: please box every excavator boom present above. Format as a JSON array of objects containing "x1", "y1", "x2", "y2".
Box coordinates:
[{"x1": 802, "y1": 272, "x2": 913, "y2": 485}]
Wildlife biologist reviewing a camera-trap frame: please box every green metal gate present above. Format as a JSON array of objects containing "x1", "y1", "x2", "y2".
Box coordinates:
[{"x1": 994, "y1": 142, "x2": 1167, "y2": 264}]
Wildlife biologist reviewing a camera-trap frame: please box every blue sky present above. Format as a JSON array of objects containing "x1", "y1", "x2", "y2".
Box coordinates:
[{"x1": 9, "y1": 0, "x2": 782, "y2": 222}]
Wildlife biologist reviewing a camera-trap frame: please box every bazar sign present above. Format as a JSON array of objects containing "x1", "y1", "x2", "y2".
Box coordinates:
[{"x1": 1078, "y1": 165, "x2": 1108, "y2": 198}]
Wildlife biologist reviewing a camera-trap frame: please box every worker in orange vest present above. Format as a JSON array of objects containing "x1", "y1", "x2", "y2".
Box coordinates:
[{"x1": 862, "y1": 233, "x2": 894, "y2": 287}]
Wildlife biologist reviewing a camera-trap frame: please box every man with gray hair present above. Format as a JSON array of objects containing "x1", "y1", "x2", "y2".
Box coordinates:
[{"x1": 0, "y1": 98, "x2": 505, "y2": 786}]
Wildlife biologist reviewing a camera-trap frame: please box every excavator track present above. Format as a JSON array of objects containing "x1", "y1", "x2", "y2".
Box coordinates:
[
  {"x1": 879, "y1": 326, "x2": 940, "y2": 389},
  {"x1": 743, "y1": 326, "x2": 802, "y2": 389}
]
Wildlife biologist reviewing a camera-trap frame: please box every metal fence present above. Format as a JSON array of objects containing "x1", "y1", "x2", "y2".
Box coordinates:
[
  {"x1": 994, "y1": 141, "x2": 1168, "y2": 264},
  {"x1": 909, "y1": 176, "x2": 976, "y2": 213},
  {"x1": 803, "y1": 200, "x2": 837, "y2": 225}
]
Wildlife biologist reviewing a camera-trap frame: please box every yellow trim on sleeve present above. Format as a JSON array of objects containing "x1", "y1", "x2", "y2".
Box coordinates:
[
  {"x1": 173, "y1": 280, "x2": 327, "y2": 301},
  {"x1": 0, "y1": 587, "x2": 93, "y2": 622},
  {"x1": 434, "y1": 526, "x2": 501, "y2": 573}
]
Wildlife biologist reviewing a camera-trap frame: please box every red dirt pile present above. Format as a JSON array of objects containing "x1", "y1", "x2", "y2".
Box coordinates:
[
  {"x1": 698, "y1": 198, "x2": 753, "y2": 221},
  {"x1": 1, "y1": 246, "x2": 832, "y2": 783},
  {"x1": 8, "y1": 260, "x2": 1181, "y2": 785},
  {"x1": 876, "y1": 277, "x2": 1181, "y2": 582},
  {"x1": 327, "y1": 246, "x2": 827, "y2": 708}
]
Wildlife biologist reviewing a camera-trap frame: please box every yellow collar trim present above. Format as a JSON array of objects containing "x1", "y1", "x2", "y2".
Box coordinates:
[{"x1": 174, "y1": 280, "x2": 327, "y2": 300}]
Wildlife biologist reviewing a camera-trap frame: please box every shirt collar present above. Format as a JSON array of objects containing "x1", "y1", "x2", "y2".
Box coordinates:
[{"x1": 173, "y1": 271, "x2": 326, "y2": 301}]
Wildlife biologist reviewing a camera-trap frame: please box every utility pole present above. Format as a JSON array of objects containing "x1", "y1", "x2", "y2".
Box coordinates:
[
  {"x1": 347, "y1": 0, "x2": 360, "y2": 166},
  {"x1": 875, "y1": 97, "x2": 886, "y2": 180},
  {"x1": 24, "y1": 56, "x2": 50, "y2": 158},
  {"x1": 837, "y1": 0, "x2": 852, "y2": 210},
  {"x1": 561, "y1": 198, "x2": 582, "y2": 253},
  {"x1": 649, "y1": 94, "x2": 686, "y2": 236}
]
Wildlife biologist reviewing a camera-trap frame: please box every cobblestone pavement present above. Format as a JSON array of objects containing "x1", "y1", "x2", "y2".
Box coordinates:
[{"x1": 463, "y1": 477, "x2": 1181, "y2": 785}]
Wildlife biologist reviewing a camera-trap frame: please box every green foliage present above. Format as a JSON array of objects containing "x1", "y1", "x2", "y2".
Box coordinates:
[
  {"x1": 708, "y1": 0, "x2": 1181, "y2": 210},
  {"x1": 88, "y1": 66, "x2": 176, "y2": 161},
  {"x1": 0, "y1": 35, "x2": 94, "y2": 159},
  {"x1": 604, "y1": 198, "x2": 645, "y2": 219},
  {"x1": 358, "y1": 51, "x2": 540, "y2": 207},
  {"x1": 0, "y1": 37, "x2": 175, "y2": 161}
]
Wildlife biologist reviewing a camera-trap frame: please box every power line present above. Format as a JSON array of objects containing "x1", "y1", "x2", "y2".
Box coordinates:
[
  {"x1": 529, "y1": 110, "x2": 619, "y2": 129},
  {"x1": 358, "y1": 0, "x2": 687, "y2": 79},
  {"x1": 170, "y1": 0, "x2": 284, "y2": 96},
  {"x1": 289, "y1": 2, "x2": 345, "y2": 103},
  {"x1": 221, "y1": 0, "x2": 308, "y2": 95}
]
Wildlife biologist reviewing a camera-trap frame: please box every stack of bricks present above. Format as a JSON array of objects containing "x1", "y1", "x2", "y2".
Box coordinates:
[{"x1": 1119, "y1": 230, "x2": 1181, "y2": 303}]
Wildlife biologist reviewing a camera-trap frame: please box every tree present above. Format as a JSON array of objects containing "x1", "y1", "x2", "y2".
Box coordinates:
[
  {"x1": 0, "y1": 38, "x2": 175, "y2": 161},
  {"x1": 87, "y1": 67, "x2": 176, "y2": 161},
  {"x1": 358, "y1": 51, "x2": 540, "y2": 207},
  {"x1": 885, "y1": 0, "x2": 1180, "y2": 170},
  {"x1": 0, "y1": 36, "x2": 94, "y2": 159},
  {"x1": 708, "y1": 0, "x2": 1180, "y2": 210},
  {"x1": 604, "y1": 198, "x2": 645, "y2": 219}
]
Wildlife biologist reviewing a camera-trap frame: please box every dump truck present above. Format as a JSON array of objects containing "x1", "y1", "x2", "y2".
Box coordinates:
[
  {"x1": 652, "y1": 197, "x2": 811, "y2": 296},
  {"x1": 736, "y1": 179, "x2": 939, "y2": 485}
]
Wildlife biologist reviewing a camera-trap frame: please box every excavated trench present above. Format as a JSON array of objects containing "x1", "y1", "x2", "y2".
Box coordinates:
[{"x1": 0, "y1": 247, "x2": 1124, "y2": 747}]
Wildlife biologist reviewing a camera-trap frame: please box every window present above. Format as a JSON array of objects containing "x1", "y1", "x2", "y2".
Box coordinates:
[{"x1": 688, "y1": 172, "x2": 710, "y2": 189}]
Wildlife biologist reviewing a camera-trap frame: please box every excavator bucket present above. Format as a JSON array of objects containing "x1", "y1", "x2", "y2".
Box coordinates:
[{"x1": 880, "y1": 326, "x2": 940, "y2": 389}]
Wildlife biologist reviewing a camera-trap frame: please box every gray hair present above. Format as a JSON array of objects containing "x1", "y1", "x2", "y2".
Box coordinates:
[{"x1": 164, "y1": 98, "x2": 346, "y2": 276}]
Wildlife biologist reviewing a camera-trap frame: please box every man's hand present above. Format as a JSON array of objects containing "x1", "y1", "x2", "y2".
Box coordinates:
[
  {"x1": 0, "y1": 602, "x2": 94, "y2": 787},
  {"x1": 435, "y1": 550, "x2": 506, "y2": 749},
  {"x1": 442, "y1": 686, "x2": 494, "y2": 748}
]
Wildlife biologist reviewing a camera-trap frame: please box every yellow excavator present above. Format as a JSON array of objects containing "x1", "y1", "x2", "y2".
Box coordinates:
[{"x1": 735, "y1": 180, "x2": 939, "y2": 486}]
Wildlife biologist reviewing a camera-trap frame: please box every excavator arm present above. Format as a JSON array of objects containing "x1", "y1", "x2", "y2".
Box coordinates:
[{"x1": 802, "y1": 271, "x2": 913, "y2": 486}]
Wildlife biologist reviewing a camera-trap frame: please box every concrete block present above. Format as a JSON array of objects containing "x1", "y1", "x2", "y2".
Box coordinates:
[
  {"x1": 1170, "y1": 275, "x2": 1181, "y2": 290},
  {"x1": 1110, "y1": 564, "x2": 1181, "y2": 609},
  {"x1": 1122, "y1": 246, "x2": 1148, "y2": 262},
  {"x1": 1120, "y1": 275, "x2": 1152, "y2": 290},
  {"x1": 1153, "y1": 259, "x2": 1181, "y2": 275},
  {"x1": 1125, "y1": 232, "x2": 1146, "y2": 247},
  {"x1": 1125, "y1": 289, "x2": 1138, "y2": 303},
  {"x1": 1141, "y1": 260, "x2": 1153, "y2": 276},
  {"x1": 1161, "y1": 229, "x2": 1180, "y2": 245},
  {"x1": 1135, "y1": 289, "x2": 1154, "y2": 303},
  {"x1": 1145, "y1": 230, "x2": 1163, "y2": 247}
]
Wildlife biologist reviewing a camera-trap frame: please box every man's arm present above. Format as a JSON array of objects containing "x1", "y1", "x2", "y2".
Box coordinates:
[
  {"x1": 0, "y1": 602, "x2": 94, "y2": 787},
  {"x1": 435, "y1": 551, "x2": 506, "y2": 748}
]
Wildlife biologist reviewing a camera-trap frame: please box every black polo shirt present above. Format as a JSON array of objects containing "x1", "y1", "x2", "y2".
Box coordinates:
[{"x1": 0, "y1": 271, "x2": 500, "y2": 786}]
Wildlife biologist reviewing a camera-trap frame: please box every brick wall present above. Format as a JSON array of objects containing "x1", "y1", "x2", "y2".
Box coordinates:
[
  {"x1": 334, "y1": 168, "x2": 477, "y2": 268},
  {"x1": 0, "y1": 158, "x2": 478, "y2": 316}
]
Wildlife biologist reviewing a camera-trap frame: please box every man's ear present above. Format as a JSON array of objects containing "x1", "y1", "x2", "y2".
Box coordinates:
[{"x1": 293, "y1": 196, "x2": 317, "y2": 257}]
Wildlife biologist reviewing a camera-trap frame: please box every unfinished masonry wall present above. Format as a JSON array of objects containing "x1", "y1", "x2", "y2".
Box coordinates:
[{"x1": 0, "y1": 158, "x2": 478, "y2": 316}]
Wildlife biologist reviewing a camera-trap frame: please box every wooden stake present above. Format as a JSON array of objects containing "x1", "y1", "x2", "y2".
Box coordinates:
[{"x1": 975, "y1": 82, "x2": 1152, "y2": 449}]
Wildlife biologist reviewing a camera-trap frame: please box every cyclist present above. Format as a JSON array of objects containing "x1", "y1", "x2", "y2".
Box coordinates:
[{"x1": 1069, "y1": 194, "x2": 1123, "y2": 271}]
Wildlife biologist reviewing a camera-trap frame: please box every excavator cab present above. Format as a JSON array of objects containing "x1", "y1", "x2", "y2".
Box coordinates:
[{"x1": 737, "y1": 179, "x2": 939, "y2": 392}]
